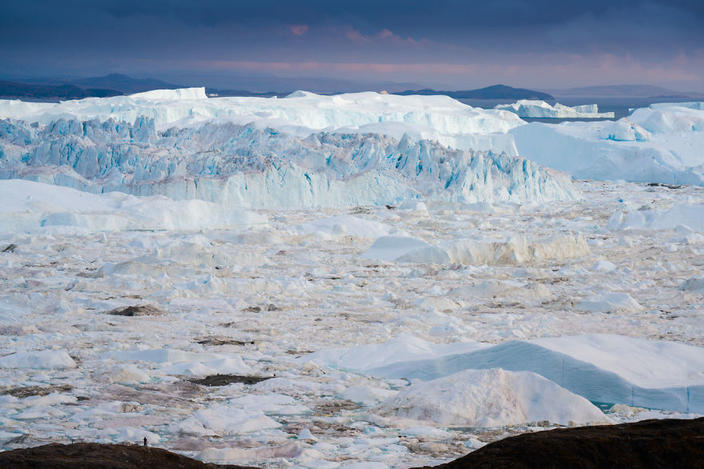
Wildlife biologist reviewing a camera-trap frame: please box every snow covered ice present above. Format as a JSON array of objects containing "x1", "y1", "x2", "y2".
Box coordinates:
[
  {"x1": 0, "y1": 89, "x2": 703, "y2": 468},
  {"x1": 510, "y1": 101, "x2": 704, "y2": 185}
]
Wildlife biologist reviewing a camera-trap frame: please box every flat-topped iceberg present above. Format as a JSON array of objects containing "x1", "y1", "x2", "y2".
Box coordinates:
[
  {"x1": 496, "y1": 100, "x2": 615, "y2": 119},
  {"x1": 0, "y1": 88, "x2": 523, "y2": 155}
]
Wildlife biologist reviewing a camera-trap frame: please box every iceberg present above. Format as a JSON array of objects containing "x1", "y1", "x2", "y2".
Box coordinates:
[
  {"x1": 0, "y1": 116, "x2": 578, "y2": 208},
  {"x1": 0, "y1": 88, "x2": 523, "y2": 155},
  {"x1": 0, "y1": 179, "x2": 265, "y2": 233},
  {"x1": 360, "y1": 233, "x2": 590, "y2": 266},
  {"x1": 313, "y1": 334, "x2": 704, "y2": 413},
  {"x1": 496, "y1": 100, "x2": 615, "y2": 119},
  {"x1": 608, "y1": 203, "x2": 704, "y2": 232},
  {"x1": 510, "y1": 102, "x2": 704, "y2": 185},
  {"x1": 378, "y1": 368, "x2": 608, "y2": 427},
  {"x1": 2, "y1": 90, "x2": 703, "y2": 189}
]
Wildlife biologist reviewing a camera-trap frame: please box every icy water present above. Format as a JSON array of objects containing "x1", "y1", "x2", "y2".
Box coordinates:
[{"x1": 1, "y1": 180, "x2": 702, "y2": 468}]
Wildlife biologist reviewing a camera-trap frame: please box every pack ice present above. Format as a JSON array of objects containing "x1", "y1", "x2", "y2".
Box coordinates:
[{"x1": 0, "y1": 89, "x2": 703, "y2": 468}]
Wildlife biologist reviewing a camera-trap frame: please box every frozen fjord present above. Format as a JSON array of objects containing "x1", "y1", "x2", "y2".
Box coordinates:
[
  {"x1": 1, "y1": 179, "x2": 703, "y2": 468},
  {"x1": 0, "y1": 90, "x2": 703, "y2": 468}
]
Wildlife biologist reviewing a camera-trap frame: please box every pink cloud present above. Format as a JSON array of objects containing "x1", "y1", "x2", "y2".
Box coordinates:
[
  {"x1": 289, "y1": 24, "x2": 309, "y2": 36},
  {"x1": 377, "y1": 29, "x2": 394, "y2": 39},
  {"x1": 346, "y1": 28, "x2": 370, "y2": 42},
  {"x1": 354, "y1": 27, "x2": 424, "y2": 45},
  {"x1": 175, "y1": 52, "x2": 704, "y2": 89},
  {"x1": 198, "y1": 59, "x2": 478, "y2": 75}
]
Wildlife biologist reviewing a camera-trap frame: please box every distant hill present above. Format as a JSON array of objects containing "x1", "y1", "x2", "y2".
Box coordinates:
[
  {"x1": 551, "y1": 84, "x2": 703, "y2": 98},
  {"x1": 0, "y1": 81, "x2": 121, "y2": 100},
  {"x1": 395, "y1": 85, "x2": 555, "y2": 101},
  {"x1": 71, "y1": 74, "x2": 181, "y2": 94},
  {"x1": 1, "y1": 76, "x2": 561, "y2": 102},
  {"x1": 0, "y1": 74, "x2": 182, "y2": 100}
]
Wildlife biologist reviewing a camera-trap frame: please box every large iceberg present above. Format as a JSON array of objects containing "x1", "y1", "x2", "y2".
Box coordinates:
[
  {"x1": 367, "y1": 335, "x2": 704, "y2": 413},
  {"x1": 510, "y1": 102, "x2": 704, "y2": 185},
  {"x1": 0, "y1": 88, "x2": 523, "y2": 155},
  {"x1": 310, "y1": 334, "x2": 704, "y2": 413},
  {"x1": 496, "y1": 100, "x2": 614, "y2": 119},
  {"x1": 0, "y1": 114, "x2": 578, "y2": 208}
]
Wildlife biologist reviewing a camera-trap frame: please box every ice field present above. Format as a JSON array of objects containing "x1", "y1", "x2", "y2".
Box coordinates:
[{"x1": 0, "y1": 90, "x2": 703, "y2": 468}]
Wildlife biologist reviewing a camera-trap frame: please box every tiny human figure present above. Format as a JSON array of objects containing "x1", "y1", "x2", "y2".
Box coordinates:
[{"x1": 143, "y1": 437, "x2": 147, "y2": 447}]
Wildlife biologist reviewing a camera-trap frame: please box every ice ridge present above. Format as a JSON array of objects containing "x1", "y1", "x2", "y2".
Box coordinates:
[{"x1": 0, "y1": 117, "x2": 578, "y2": 208}]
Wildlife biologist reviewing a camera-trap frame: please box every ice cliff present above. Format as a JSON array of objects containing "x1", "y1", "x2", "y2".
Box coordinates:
[
  {"x1": 0, "y1": 117, "x2": 578, "y2": 208},
  {"x1": 0, "y1": 89, "x2": 523, "y2": 155}
]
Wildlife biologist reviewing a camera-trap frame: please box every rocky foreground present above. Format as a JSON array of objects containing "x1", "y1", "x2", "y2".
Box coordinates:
[
  {"x1": 1, "y1": 418, "x2": 702, "y2": 469},
  {"x1": 0, "y1": 442, "x2": 255, "y2": 469},
  {"x1": 420, "y1": 417, "x2": 704, "y2": 469}
]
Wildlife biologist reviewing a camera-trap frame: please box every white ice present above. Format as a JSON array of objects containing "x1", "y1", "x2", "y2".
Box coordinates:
[
  {"x1": 496, "y1": 100, "x2": 614, "y2": 119},
  {"x1": 0, "y1": 90, "x2": 702, "y2": 468}
]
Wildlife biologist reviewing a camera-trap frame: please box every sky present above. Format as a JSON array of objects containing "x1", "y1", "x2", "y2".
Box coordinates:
[{"x1": 1, "y1": 0, "x2": 703, "y2": 91}]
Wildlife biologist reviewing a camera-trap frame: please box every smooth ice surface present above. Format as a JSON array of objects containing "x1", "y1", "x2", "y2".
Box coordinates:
[
  {"x1": 496, "y1": 100, "x2": 614, "y2": 119},
  {"x1": 608, "y1": 203, "x2": 704, "y2": 232},
  {"x1": 306, "y1": 333, "x2": 487, "y2": 372},
  {"x1": 378, "y1": 368, "x2": 608, "y2": 426},
  {"x1": 0, "y1": 350, "x2": 76, "y2": 369},
  {"x1": 0, "y1": 179, "x2": 264, "y2": 232}
]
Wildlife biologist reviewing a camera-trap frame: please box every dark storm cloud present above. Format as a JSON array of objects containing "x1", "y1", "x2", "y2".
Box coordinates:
[{"x1": 1, "y1": 0, "x2": 703, "y2": 89}]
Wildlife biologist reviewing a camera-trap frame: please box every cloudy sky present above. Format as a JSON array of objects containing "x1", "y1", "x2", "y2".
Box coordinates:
[{"x1": 1, "y1": 0, "x2": 703, "y2": 91}]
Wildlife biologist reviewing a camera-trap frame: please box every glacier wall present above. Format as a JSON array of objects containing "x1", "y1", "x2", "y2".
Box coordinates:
[
  {"x1": 0, "y1": 89, "x2": 522, "y2": 155},
  {"x1": 0, "y1": 117, "x2": 578, "y2": 208},
  {"x1": 2, "y1": 90, "x2": 703, "y2": 188}
]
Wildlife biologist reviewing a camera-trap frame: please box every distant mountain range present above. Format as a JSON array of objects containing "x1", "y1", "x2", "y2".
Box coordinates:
[
  {"x1": 394, "y1": 84, "x2": 555, "y2": 101},
  {"x1": 0, "y1": 76, "x2": 557, "y2": 102},
  {"x1": 71, "y1": 74, "x2": 180, "y2": 94},
  {"x1": 0, "y1": 74, "x2": 183, "y2": 100},
  {"x1": 1, "y1": 75, "x2": 701, "y2": 102},
  {"x1": 0, "y1": 81, "x2": 121, "y2": 100}
]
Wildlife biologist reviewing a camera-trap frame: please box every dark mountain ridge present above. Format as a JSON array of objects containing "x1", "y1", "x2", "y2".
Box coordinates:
[{"x1": 395, "y1": 84, "x2": 555, "y2": 101}]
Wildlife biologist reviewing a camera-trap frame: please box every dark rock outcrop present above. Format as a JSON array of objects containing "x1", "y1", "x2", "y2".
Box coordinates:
[
  {"x1": 417, "y1": 417, "x2": 704, "y2": 469},
  {"x1": 0, "y1": 442, "x2": 256, "y2": 469}
]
